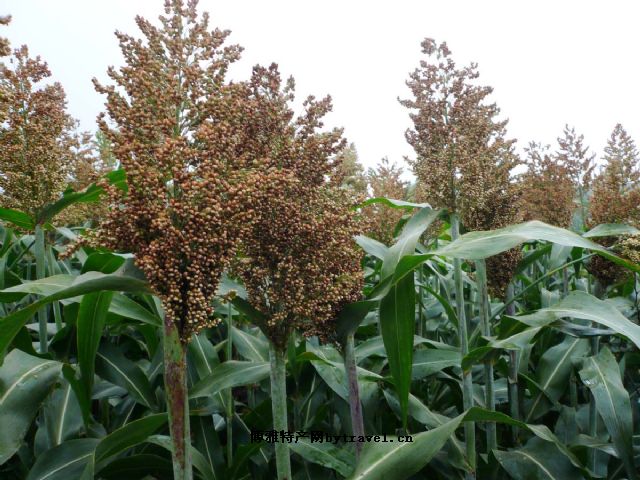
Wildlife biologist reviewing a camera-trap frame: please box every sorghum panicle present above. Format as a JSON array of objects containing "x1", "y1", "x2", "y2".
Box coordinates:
[
  {"x1": 363, "y1": 157, "x2": 408, "y2": 245},
  {"x1": 587, "y1": 124, "x2": 640, "y2": 285},
  {"x1": 91, "y1": 0, "x2": 269, "y2": 341},
  {"x1": 232, "y1": 66, "x2": 364, "y2": 349},
  {"x1": 0, "y1": 45, "x2": 75, "y2": 218}
]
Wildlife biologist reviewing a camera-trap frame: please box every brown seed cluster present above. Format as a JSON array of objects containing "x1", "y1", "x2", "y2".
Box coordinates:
[
  {"x1": 363, "y1": 157, "x2": 409, "y2": 245},
  {"x1": 520, "y1": 142, "x2": 576, "y2": 228},
  {"x1": 231, "y1": 67, "x2": 364, "y2": 349},
  {"x1": 90, "y1": 0, "x2": 270, "y2": 341},
  {"x1": 589, "y1": 124, "x2": 640, "y2": 228},
  {"x1": 0, "y1": 45, "x2": 76, "y2": 218},
  {"x1": 91, "y1": 0, "x2": 363, "y2": 344},
  {"x1": 56, "y1": 129, "x2": 116, "y2": 226},
  {"x1": 400, "y1": 38, "x2": 518, "y2": 218},
  {"x1": 401, "y1": 38, "x2": 522, "y2": 298},
  {"x1": 0, "y1": 15, "x2": 10, "y2": 57},
  {"x1": 330, "y1": 142, "x2": 368, "y2": 195},
  {"x1": 586, "y1": 124, "x2": 640, "y2": 286}
]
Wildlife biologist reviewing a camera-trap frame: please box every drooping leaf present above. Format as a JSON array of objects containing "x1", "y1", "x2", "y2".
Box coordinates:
[
  {"x1": 358, "y1": 197, "x2": 430, "y2": 210},
  {"x1": 0, "y1": 350, "x2": 61, "y2": 464},
  {"x1": 0, "y1": 272, "x2": 150, "y2": 363},
  {"x1": 525, "y1": 337, "x2": 589, "y2": 422},
  {"x1": 26, "y1": 438, "x2": 99, "y2": 480},
  {"x1": 347, "y1": 412, "x2": 464, "y2": 480},
  {"x1": 412, "y1": 348, "x2": 460, "y2": 379},
  {"x1": 381, "y1": 207, "x2": 440, "y2": 279},
  {"x1": 189, "y1": 361, "x2": 270, "y2": 399},
  {"x1": 290, "y1": 439, "x2": 354, "y2": 477},
  {"x1": 95, "y1": 344, "x2": 157, "y2": 408},
  {"x1": 231, "y1": 326, "x2": 269, "y2": 362},
  {"x1": 515, "y1": 291, "x2": 640, "y2": 350},
  {"x1": 94, "y1": 413, "x2": 167, "y2": 464},
  {"x1": 579, "y1": 347, "x2": 637, "y2": 479},
  {"x1": 433, "y1": 220, "x2": 639, "y2": 273},
  {"x1": 0, "y1": 208, "x2": 35, "y2": 230},
  {"x1": 354, "y1": 235, "x2": 389, "y2": 260},
  {"x1": 583, "y1": 223, "x2": 640, "y2": 238},
  {"x1": 494, "y1": 437, "x2": 585, "y2": 480}
]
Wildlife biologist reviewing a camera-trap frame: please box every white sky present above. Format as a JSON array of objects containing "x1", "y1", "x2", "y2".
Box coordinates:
[{"x1": 3, "y1": 0, "x2": 640, "y2": 175}]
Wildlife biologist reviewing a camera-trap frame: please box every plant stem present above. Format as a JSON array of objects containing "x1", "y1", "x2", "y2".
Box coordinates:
[
  {"x1": 451, "y1": 214, "x2": 475, "y2": 475},
  {"x1": 589, "y1": 280, "x2": 604, "y2": 471},
  {"x1": 505, "y1": 283, "x2": 519, "y2": 444},
  {"x1": 344, "y1": 332, "x2": 365, "y2": 459},
  {"x1": 476, "y1": 259, "x2": 496, "y2": 452},
  {"x1": 417, "y1": 267, "x2": 424, "y2": 337},
  {"x1": 269, "y1": 342, "x2": 291, "y2": 480},
  {"x1": 163, "y1": 318, "x2": 192, "y2": 480},
  {"x1": 226, "y1": 302, "x2": 233, "y2": 467},
  {"x1": 561, "y1": 266, "x2": 569, "y2": 298},
  {"x1": 35, "y1": 224, "x2": 47, "y2": 353}
]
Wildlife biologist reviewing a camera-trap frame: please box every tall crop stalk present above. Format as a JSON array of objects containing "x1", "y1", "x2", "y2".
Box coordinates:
[
  {"x1": 452, "y1": 214, "x2": 475, "y2": 474},
  {"x1": 34, "y1": 224, "x2": 47, "y2": 353},
  {"x1": 476, "y1": 258, "x2": 496, "y2": 451},
  {"x1": 505, "y1": 283, "x2": 519, "y2": 444},
  {"x1": 226, "y1": 302, "x2": 234, "y2": 466},
  {"x1": 589, "y1": 280, "x2": 604, "y2": 471},
  {"x1": 344, "y1": 332, "x2": 365, "y2": 459},
  {"x1": 163, "y1": 318, "x2": 192, "y2": 480},
  {"x1": 269, "y1": 343, "x2": 292, "y2": 480}
]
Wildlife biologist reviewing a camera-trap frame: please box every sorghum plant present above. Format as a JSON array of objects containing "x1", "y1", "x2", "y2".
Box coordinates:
[
  {"x1": 331, "y1": 142, "x2": 368, "y2": 195},
  {"x1": 0, "y1": 45, "x2": 75, "y2": 217},
  {"x1": 520, "y1": 141, "x2": 576, "y2": 227},
  {"x1": 233, "y1": 65, "x2": 364, "y2": 479},
  {"x1": 587, "y1": 124, "x2": 640, "y2": 286},
  {"x1": 401, "y1": 38, "x2": 519, "y2": 473},
  {"x1": 364, "y1": 157, "x2": 408, "y2": 245},
  {"x1": 556, "y1": 125, "x2": 596, "y2": 229},
  {"x1": 91, "y1": 1, "x2": 266, "y2": 477},
  {"x1": 0, "y1": 42, "x2": 78, "y2": 352}
]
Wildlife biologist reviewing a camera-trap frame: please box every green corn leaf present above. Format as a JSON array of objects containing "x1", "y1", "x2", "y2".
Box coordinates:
[
  {"x1": 579, "y1": 347, "x2": 637, "y2": 479},
  {"x1": 0, "y1": 350, "x2": 61, "y2": 464}
]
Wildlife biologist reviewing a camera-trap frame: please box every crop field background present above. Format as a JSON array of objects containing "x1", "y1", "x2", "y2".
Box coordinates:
[{"x1": 0, "y1": 2, "x2": 639, "y2": 479}]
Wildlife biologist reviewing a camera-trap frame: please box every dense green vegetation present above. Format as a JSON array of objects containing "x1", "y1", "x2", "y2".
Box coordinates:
[{"x1": 1, "y1": 2, "x2": 640, "y2": 480}]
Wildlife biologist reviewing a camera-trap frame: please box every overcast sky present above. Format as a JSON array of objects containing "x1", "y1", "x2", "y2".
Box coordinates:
[{"x1": 3, "y1": 0, "x2": 640, "y2": 174}]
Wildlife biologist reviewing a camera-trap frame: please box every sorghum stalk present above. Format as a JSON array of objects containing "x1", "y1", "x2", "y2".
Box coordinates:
[
  {"x1": 34, "y1": 224, "x2": 47, "y2": 353},
  {"x1": 589, "y1": 280, "x2": 604, "y2": 471},
  {"x1": 561, "y1": 267, "x2": 569, "y2": 298},
  {"x1": 417, "y1": 267, "x2": 424, "y2": 337},
  {"x1": 344, "y1": 332, "x2": 365, "y2": 459},
  {"x1": 476, "y1": 258, "x2": 496, "y2": 451},
  {"x1": 452, "y1": 214, "x2": 475, "y2": 474},
  {"x1": 505, "y1": 283, "x2": 519, "y2": 444},
  {"x1": 226, "y1": 302, "x2": 233, "y2": 466},
  {"x1": 46, "y1": 246, "x2": 63, "y2": 329},
  {"x1": 269, "y1": 343, "x2": 292, "y2": 480},
  {"x1": 163, "y1": 318, "x2": 192, "y2": 480}
]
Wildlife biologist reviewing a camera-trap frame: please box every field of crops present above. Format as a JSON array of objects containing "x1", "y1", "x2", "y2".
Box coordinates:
[{"x1": 1, "y1": 2, "x2": 639, "y2": 479}]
